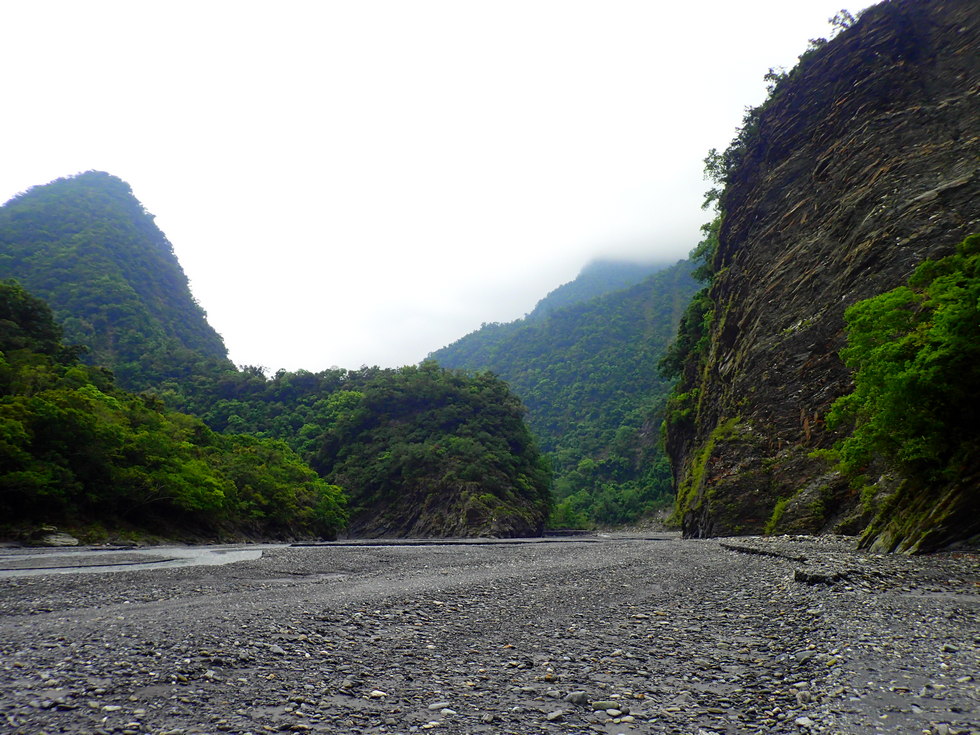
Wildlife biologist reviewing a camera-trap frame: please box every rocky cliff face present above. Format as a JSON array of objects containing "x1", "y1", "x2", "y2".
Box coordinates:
[
  {"x1": 666, "y1": 0, "x2": 979, "y2": 550},
  {"x1": 347, "y1": 483, "x2": 546, "y2": 539}
]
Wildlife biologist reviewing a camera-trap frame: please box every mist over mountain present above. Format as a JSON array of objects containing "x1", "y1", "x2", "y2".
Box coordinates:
[{"x1": 526, "y1": 259, "x2": 671, "y2": 320}]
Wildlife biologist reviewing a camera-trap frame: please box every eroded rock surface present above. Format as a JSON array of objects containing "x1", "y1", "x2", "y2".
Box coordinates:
[{"x1": 667, "y1": 0, "x2": 980, "y2": 548}]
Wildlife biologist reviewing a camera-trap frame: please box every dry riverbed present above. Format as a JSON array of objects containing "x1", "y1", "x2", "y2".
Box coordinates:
[{"x1": 0, "y1": 534, "x2": 977, "y2": 735}]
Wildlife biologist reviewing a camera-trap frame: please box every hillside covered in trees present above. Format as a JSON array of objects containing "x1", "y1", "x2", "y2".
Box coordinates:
[
  {"x1": 179, "y1": 362, "x2": 552, "y2": 537},
  {"x1": 525, "y1": 259, "x2": 670, "y2": 320},
  {"x1": 0, "y1": 172, "x2": 235, "y2": 396},
  {"x1": 0, "y1": 280, "x2": 347, "y2": 540},
  {"x1": 431, "y1": 259, "x2": 699, "y2": 526},
  {"x1": 0, "y1": 174, "x2": 552, "y2": 540}
]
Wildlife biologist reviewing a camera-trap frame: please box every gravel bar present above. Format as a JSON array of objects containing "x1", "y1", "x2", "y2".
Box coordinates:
[{"x1": 1, "y1": 533, "x2": 977, "y2": 734}]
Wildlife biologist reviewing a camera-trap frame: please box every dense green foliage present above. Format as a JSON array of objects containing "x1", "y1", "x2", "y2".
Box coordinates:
[
  {"x1": 657, "y1": 288, "x2": 712, "y2": 382},
  {"x1": 183, "y1": 362, "x2": 553, "y2": 532},
  {"x1": 0, "y1": 171, "x2": 554, "y2": 538},
  {"x1": 314, "y1": 363, "x2": 552, "y2": 528},
  {"x1": 827, "y1": 234, "x2": 980, "y2": 488},
  {"x1": 0, "y1": 281, "x2": 346, "y2": 539},
  {"x1": 0, "y1": 171, "x2": 235, "y2": 393},
  {"x1": 655, "y1": 219, "x2": 719, "y2": 472},
  {"x1": 526, "y1": 259, "x2": 669, "y2": 320},
  {"x1": 657, "y1": 197, "x2": 721, "y2": 390},
  {"x1": 431, "y1": 260, "x2": 699, "y2": 526},
  {"x1": 658, "y1": 218, "x2": 719, "y2": 383}
]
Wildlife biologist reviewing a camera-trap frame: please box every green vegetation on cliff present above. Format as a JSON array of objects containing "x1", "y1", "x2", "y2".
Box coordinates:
[
  {"x1": 431, "y1": 260, "x2": 699, "y2": 526},
  {"x1": 658, "y1": 219, "x2": 718, "y2": 383},
  {"x1": 188, "y1": 363, "x2": 552, "y2": 536},
  {"x1": 661, "y1": 0, "x2": 979, "y2": 550},
  {"x1": 314, "y1": 363, "x2": 552, "y2": 536},
  {"x1": 826, "y1": 234, "x2": 980, "y2": 551},
  {"x1": 658, "y1": 220, "x2": 719, "y2": 522},
  {"x1": 0, "y1": 281, "x2": 346, "y2": 539}
]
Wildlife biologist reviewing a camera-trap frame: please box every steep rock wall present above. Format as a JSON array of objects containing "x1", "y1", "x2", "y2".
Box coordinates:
[{"x1": 667, "y1": 0, "x2": 979, "y2": 548}]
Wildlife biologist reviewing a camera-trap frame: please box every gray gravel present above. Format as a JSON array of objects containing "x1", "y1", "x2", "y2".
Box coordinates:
[{"x1": 0, "y1": 533, "x2": 976, "y2": 734}]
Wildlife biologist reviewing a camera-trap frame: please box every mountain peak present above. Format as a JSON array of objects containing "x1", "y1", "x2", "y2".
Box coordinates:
[
  {"x1": 0, "y1": 171, "x2": 233, "y2": 390},
  {"x1": 526, "y1": 257, "x2": 672, "y2": 320}
]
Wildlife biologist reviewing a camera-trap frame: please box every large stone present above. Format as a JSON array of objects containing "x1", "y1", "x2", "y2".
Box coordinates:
[{"x1": 32, "y1": 530, "x2": 80, "y2": 547}]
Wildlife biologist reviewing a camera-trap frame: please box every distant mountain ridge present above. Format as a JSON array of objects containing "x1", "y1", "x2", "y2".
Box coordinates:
[
  {"x1": 526, "y1": 258, "x2": 670, "y2": 320},
  {"x1": 0, "y1": 171, "x2": 234, "y2": 390},
  {"x1": 431, "y1": 258, "x2": 699, "y2": 525}
]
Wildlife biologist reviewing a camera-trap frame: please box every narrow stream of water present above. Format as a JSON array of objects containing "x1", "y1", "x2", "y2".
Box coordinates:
[{"x1": 0, "y1": 545, "x2": 278, "y2": 578}]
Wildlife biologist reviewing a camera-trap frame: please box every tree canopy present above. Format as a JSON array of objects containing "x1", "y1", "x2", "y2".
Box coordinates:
[
  {"x1": 0, "y1": 280, "x2": 346, "y2": 540},
  {"x1": 0, "y1": 171, "x2": 234, "y2": 393},
  {"x1": 431, "y1": 259, "x2": 699, "y2": 526},
  {"x1": 828, "y1": 234, "x2": 980, "y2": 486},
  {"x1": 180, "y1": 362, "x2": 553, "y2": 536},
  {"x1": 0, "y1": 171, "x2": 554, "y2": 539}
]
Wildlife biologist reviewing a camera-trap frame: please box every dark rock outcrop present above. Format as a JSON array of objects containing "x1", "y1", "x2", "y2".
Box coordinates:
[
  {"x1": 347, "y1": 483, "x2": 546, "y2": 539},
  {"x1": 666, "y1": 0, "x2": 979, "y2": 551}
]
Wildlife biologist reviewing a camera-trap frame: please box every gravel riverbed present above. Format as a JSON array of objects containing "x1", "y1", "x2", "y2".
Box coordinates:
[{"x1": 0, "y1": 533, "x2": 976, "y2": 735}]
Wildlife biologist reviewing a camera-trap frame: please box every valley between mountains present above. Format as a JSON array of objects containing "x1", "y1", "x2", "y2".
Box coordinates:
[
  {"x1": 1, "y1": 536, "x2": 976, "y2": 735},
  {"x1": 1, "y1": 0, "x2": 977, "y2": 550}
]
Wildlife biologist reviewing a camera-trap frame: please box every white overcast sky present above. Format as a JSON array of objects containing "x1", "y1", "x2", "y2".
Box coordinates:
[{"x1": 1, "y1": 1, "x2": 872, "y2": 371}]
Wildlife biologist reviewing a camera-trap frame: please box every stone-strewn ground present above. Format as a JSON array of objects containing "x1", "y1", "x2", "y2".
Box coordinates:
[{"x1": 0, "y1": 534, "x2": 976, "y2": 734}]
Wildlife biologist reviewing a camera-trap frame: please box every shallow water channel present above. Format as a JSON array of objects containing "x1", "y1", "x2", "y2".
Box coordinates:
[{"x1": 0, "y1": 544, "x2": 276, "y2": 577}]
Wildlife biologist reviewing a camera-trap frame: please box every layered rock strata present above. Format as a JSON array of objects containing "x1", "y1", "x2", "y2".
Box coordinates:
[{"x1": 667, "y1": 0, "x2": 979, "y2": 550}]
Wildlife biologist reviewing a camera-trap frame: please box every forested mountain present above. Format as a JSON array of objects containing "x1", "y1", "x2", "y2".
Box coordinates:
[
  {"x1": 0, "y1": 172, "x2": 234, "y2": 392},
  {"x1": 431, "y1": 259, "x2": 699, "y2": 526},
  {"x1": 0, "y1": 280, "x2": 347, "y2": 540},
  {"x1": 526, "y1": 259, "x2": 669, "y2": 320},
  {"x1": 662, "y1": 0, "x2": 979, "y2": 552},
  {"x1": 183, "y1": 363, "x2": 552, "y2": 537},
  {"x1": 0, "y1": 172, "x2": 552, "y2": 540}
]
